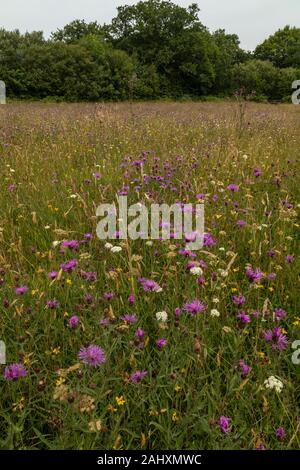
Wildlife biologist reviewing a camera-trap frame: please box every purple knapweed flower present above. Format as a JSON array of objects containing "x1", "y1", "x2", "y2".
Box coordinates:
[
  {"x1": 227, "y1": 184, "x2": 239, "y2": 192},
  {"x1": 237, "y1": 311, "x2": 251, "y2": 325},
  {"x1": 69, "y1": 315, "x2": 79, "y2": 329},
  {"x1": 276, "y1": 427, "x2": 286, "y2": 441},
  {"x1": 61, "y1": 240, "x2": 78, "y2": 250},
  {"x1": 121, "y1": 314, "x2": 137, "y2": 324},
  {"x1": 48, "y1": 271, "x2": 58, "y2": 280},
  {"x1": 15, "y1": 286, "x2": 28, "y2": 296},
  {"x1": 203, "y1": 233, "x2": 216, "y2": 248},
  {"x1": 183, "y1": 299, "x2": 206, "y2": 316},
  {"x1": 238, "y1": 360, "x2": 252, "y2": 378},
  {"x1": 130, "y1": 370, "x2": 148, "y2": 384},
  {"x1": 219, "y1": 416, "x2": 230, "y2": 434},
  {"x1": 263, "y1": 327, "x2": 288, "y2": 350},
  {"x1": 138, "y1": 278, "x2": 162, "y2": 293},
  {"x1": 233, "y1": 295, "x2": 246, "y2": 307},
  {"x1": 237, "y1": 219, "x2": 246, "y2": 228},
  {"x1": 253, "y1": 168, "x2": 262, "y2": 177},
  {"x1": 46, "y1": 299, "x2": 60, "y2": 309},
  {"x1": 4, "y1": 363, "x2": 27, "y2": 381},
  {"x1": 274, "y1": 308, "x2": 286, "y2": 321},
  {"x1": 78, "y1": 345, "x2": 106, "y2": 367},
  {"x1": 246, "y1": 267, "x2": 263, "y2": 283},
  {"x1": 60, "y1": 259, "x2": 78, "y2": 273},
  {"x1": 156, "y1": 338, "x2": 168, "y2": 350},
  {"x1": 135, "y1": 328, "x2": 145, "y2": 339},
  {"x1": 128, "y1": 294, "x2": 136, "y2": 305},
  {"x1": 103, "y1": 292, "x2": 114, "y2": 301}
]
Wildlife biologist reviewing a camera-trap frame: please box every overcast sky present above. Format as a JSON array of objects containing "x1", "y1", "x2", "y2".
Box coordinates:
[{"x1": 0, "y1": 0, "x2": 299, "y2": 51}]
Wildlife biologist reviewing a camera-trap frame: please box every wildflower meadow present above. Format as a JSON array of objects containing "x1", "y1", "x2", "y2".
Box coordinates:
[{"x1": 0, "y1": 101, "x2": 299, "y2": 450}]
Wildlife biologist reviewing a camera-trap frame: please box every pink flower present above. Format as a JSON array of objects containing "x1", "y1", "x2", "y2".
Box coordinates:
[
  {"x1": 78, "y1": 345, "x2": 106, "y2": 367},
  {"x1": 4, "y1": 363, "x2": 27, "y2": 381},
  {"x1": 156, "y1": 338, "x2": 168, "y2": 350},
  {"x1": 219, "y1": 416, "x2": 230, "y2": 434}
]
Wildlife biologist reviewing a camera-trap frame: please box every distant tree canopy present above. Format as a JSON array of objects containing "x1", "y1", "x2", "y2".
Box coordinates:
[
  {"x1": 254, "y1": 26, "x2": 300, "y2": 68},
  {"x1": 0, "y1": 0, "x2": 299, "y2": 101}
]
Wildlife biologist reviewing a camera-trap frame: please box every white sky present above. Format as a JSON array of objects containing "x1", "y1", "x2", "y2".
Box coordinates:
[{"x1": 0, "y1": 0, "x2": 299, "y2": 51}]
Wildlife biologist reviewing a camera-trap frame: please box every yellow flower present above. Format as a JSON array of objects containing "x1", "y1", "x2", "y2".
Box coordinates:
[
  {"x1": 258, "y1": 351, "x2": 265, "y2": 358},
  {"x1": 107, "y1": 404, "x2": 117, "y2": 413},
  {"x1": 31, "y1": 289, "x2": 38, "y2": 296},
  {"x1": 268, "y1": 287, "x2": 274, "y2": 292},
  {"x1": 64, "y1": 311, "x2": 69, "y2": 317},
  {"x1": 56, "y1": 377, "x2": 65, "y2": 386},
  {"x1": 171, "y1": 411, "x2": 179, "y2": 422},
  {"x1": 66, "y1": 279, "x2": 72, "y2": 285},
  {"x1": 231, "y1": 288, "x2": 238, "y2": 293},
  {"x1": 52, "y1": 347, "x2": 60, "y2": 355},
  {"x1": 115, "y1": 395, "x2": 126, "y2": 406},
  {"x1": 175, "y1": 384, "x2": 182, "y2": 393}
]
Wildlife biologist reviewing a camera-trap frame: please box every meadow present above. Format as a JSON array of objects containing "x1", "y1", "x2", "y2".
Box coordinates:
[{"x1": 0, "y1": 101, "x2": 299, "y2": 450}]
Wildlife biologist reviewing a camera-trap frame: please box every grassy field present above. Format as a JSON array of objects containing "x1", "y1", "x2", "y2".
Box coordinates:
[{"x1": 0, "y1": 101, "x2": 299, "y2": 450}]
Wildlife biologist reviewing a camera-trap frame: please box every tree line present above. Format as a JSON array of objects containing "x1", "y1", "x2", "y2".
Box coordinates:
[{"x1": 0, "y1": 0, "x2": 299, "y2": 102}]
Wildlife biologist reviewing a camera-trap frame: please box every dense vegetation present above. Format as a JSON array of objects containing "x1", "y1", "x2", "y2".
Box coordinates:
[
  {"x1": 0, "y1": 0, "x2": 300, "y2": 101},
  {"x1": 0, "y1": 101, "x2": 299, "y2": 449}
]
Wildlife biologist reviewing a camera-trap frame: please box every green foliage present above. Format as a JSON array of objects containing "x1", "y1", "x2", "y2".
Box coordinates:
[
  {"x1": 255, "y1": 26, "x2": 300, "y2": 68},
  {"x1": 0, "y1": 2, "x2": 299, "y2": 101}
]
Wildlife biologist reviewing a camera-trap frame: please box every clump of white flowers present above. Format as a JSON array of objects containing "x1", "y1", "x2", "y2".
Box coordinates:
[
  {"x1": 264, "y1": 376, "x2": 284, "y2": 393},
  {"x1": 156, "y1": 311, "x2": 168, "y2": 322},
  {"x1": 104, "y1": 242, "x2": 122, "y2": 253},
  {"x1": 111, "y1": 246, "x2": 122, "y2": 253},
  {"x1": 210, "y1": 309, "x2": 220, "y2": 317},
  {"x1": 218, "y1": 269, "x2": 228, "y2": 278},
  {"x1": 190, "y1": 266, "x2": 203, "y2": 276}
]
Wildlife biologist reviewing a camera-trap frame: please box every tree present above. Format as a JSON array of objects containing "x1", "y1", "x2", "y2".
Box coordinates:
[
  {"x1": 231, "y1": 60, "x2": 280, "y2": 100},
  {"x1": 108, "y1": 0, "x2": 215, "y2": 96},
  {"x1": 255, "y1": 26, "x2": 300, "y2": 68},
  {"x1": 211, "y1": 29, "x2": 249, "y2": 94},
  {"x1": 51, "y1": 20, "x2": 105, "y2": 43}
]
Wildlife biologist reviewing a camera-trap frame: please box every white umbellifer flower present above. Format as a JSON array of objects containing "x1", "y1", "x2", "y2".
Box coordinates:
[
  {"x1": 69, "y1": 194, "x2": 77, "y2": 199},
  {"x1": 218, "y1": 269, "x2": 228, "y2": 278},
  {"x1": 210, "y1": 309, "x2": 220, "y2": 317},
  {"x1": 190, "y1": 266, "x2": 203, "y2": 276},
  {"x1": 219, "y1": 247, "x2": 225, "y2": 252},
  {"x1": 264, "y1": 376, "x2": 284, "y2": 393},
  {"x1": 52, "y1": 240, "x2": 60, "y2": 248},
  {"x1": 156, "y1": 311, "x2": 168, "y2": 322},
  {"x1": 105, "y1": 242, "x2": 113, "y2": 250},
  {"x1": 111, "y1": 246, "x2": 122, "y2": 253},
  {"x1": 242, "y1": 154, "x2": 248, "y2": 160},
  {"x1": 146, "y1": 241, "x2": 153, "y2": 246},
  {"x1": 212, "y1": 297, "x2": 220, "y2": 304},
  {"x1": 44, "y1": 225, "x2": 50, "y2": 230}
]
